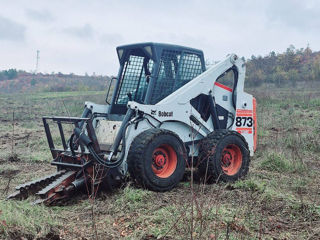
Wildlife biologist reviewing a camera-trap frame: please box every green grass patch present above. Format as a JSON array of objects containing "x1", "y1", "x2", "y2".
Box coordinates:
[
  {"x1": 288, "y1": 200, "x2": 320, "y2": 220},
  {"x1": 27, "y1": 151, "x2": 51, "y2": 163},
  {"x1": 231, "y1": 178, "x2": 266, "y2": 193},
  {"x1": 0, "y1": 200, "x2": 60, "y2": 238},
  {"x1": 308, "y1": 98, "x2": 320, "y2": 108},
  {"x1": 259, "y1": 152, "x2": 305, "y2": 173},
  {"x1": 115, "y1": 186, "x2": 152, "y2": 211},
  {"x1": 283, "y1": 132, "x2": 320, "y2": 153},
  {"x1": 301, "y1": 134, "x2": 320, "y2": 153},
  {"x1": 25, "y1": 91, "x2": 105, "y2": 100},
  {"x1": 291, "y1": 178, "x2": 309, "y2": 193}
]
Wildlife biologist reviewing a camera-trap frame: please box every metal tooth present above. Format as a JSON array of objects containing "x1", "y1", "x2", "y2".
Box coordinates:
[
  {"x1": 15, "y1": 171, "x2": 66, "y2": 191},
  {"x1": 7, "y1": 170, "x2": 67, "y2": 200},
  {"x1": 7, "y1": 191, "x2": 23, "y2": 200},
  {"x1": 33, "y1": 198, "x2": 48, "y2": 205},
  {"x1": 36, "y1": 171, "x2": 75, "y2": 197},
  {"x1": 8, "y1": 170, "x2": 78, "y2": 205}
]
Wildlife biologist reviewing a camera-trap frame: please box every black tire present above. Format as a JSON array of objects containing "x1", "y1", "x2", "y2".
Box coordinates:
[
  {"x1": 198, "y1": 130, "x2": 250, "y2": 183},
  {"x1": 127, "y1": 128, "x2": 186, "y2": 192}
]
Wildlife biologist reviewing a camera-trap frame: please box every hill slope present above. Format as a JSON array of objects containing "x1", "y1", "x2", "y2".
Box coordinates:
[
  {"x1": 1, "y1": 45, "x2": 320, "y2": 94},
  {"x1": 0, "y1": 71, "x2": 110, "y2": 94}
]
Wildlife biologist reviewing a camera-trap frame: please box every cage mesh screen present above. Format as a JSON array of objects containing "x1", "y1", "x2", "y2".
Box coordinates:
[
  {"x1": 116, "y1": 55, "x2": 153, "y2": 105},
  {"x1": 136, "y1": 60, "x2": 153, "y2": 103},
  {"x1": 151, "y1": 50, "x2": 203, "y2": 104}
]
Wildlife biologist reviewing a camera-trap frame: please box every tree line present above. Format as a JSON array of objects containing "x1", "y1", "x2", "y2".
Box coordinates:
[
  {"x1": 0, "y1": 69, "x2": 18, "y2": 81},
  {"x1": 245, "y1": 45, "x2": 320, "y2": 87},
  {"x1": 1, "y1": 45, "x2": 320, "y2": 88}
]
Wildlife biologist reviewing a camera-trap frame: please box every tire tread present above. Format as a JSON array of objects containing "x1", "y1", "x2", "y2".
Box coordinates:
[
  {"x1": 127, "y1": 128, "x2": 185, "y2": 191},
  {"x1": 198, "y1": 129, "x2": 250, "y2": 183}
]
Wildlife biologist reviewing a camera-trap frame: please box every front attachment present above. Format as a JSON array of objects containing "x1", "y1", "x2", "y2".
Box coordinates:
[{"x1": 8, "y1": 115, "x2": 125, "y2": 205}]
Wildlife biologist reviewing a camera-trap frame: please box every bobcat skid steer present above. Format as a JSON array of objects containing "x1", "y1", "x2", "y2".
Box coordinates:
[{"x1": 8, "y1": 42, "x2": 257, "y2": 204}]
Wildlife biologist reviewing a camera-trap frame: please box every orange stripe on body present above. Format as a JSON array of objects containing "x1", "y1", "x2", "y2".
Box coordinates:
[
  {"x1": 236, "y1": 109, "x2": 253, "y2": 114},
  {"x1": 236, "y1": 127, "x2": 252, "y2": 131},
  {"x1": 253, "y1": 97, "x2": 257, "y2": 152},
  {"x1": 236, "y1": 127, "x2": 253, "y2": 134},
  {"x1": 214, "y1": 82, "x2": 233, "y2": 92},
  {"x1": 236, "y1": 114, "x2": 253, "y2": 117}
]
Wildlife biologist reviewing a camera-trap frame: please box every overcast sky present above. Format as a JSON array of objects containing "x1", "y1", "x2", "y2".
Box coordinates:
[{"x1": 0, "y1": 0, "x2": 319, "y2": 75}]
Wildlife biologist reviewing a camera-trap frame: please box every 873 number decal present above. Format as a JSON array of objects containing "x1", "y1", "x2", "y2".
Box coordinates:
[{"x1": 236, "y1": 117, "x2": 253, "y2": 127}]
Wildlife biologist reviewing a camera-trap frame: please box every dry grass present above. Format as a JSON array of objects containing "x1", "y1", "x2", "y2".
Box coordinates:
[{"x1": 0, "y1": 88, "x2": 319, "y2": 239}]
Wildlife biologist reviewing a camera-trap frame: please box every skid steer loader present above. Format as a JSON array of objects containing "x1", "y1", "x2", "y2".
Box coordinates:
[{"x1": 8, "y1": 42, "x2": 257, "y2": 204}]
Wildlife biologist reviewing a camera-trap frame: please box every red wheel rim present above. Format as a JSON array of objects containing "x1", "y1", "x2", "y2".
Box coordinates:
[
  {"x1": 152, "y1": 144, "x2": 177, "y2": 178},
  {"x1": 220, "y1": 144, "x2": 242, "y2": 176}
]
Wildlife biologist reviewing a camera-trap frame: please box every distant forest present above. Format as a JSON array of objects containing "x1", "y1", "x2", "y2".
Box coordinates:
[
  {"x1": 1, "y1": 45, "x2": 320, "y2": 93},
  {"x1": 245, "y1": 45, "x2": 320, "y2": 87},
  {"x1": 0, "y1": 69, "x2": 18, "y2": 81},
  {"x1": 0, "y1": 71, "x2": 110, "y2": 94}
]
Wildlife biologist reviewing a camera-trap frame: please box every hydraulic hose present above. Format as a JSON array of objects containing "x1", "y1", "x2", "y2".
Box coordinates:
[
  {"x1": 86, "y1": 121, "x2": 131, "y2": 168},
  {"x1": 74, "y1": 108, "x2": 135, "y2": 168},
  {"x1": 68, "y1": 107, "x2": 92, "y2": 155}
]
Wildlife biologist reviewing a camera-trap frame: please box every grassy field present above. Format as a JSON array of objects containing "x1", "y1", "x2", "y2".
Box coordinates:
[{"x1": 0, "y1": 89, "x2": 319, "y2": 239}]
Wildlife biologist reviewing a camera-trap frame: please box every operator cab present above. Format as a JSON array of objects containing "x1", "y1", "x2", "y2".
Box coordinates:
[{"x1": 107, "y1": 42, "x2": 206, "y2": 115}]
